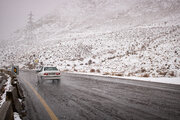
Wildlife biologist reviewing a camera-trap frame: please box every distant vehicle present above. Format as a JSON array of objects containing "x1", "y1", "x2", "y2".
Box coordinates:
[{"x1": 37, "y1": 66, "x2": 61, "y2": 82}]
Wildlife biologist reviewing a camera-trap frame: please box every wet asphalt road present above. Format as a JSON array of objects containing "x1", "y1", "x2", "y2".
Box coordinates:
[{"x1": 18, "y1": 71, "x2": 180, "y2": 120}]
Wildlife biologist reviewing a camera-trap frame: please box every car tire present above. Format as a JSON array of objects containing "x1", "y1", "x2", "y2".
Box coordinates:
[{"x1": 37, "y1": 76, "x2": 42, "y2": 84}]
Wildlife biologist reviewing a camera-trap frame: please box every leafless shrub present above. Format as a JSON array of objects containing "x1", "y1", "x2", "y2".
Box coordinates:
[
  {"x1": 107, "y1": 56, "x2": 115, "y2": 60},
  {"x1": 78, "y1": 58, "x2": 84, "y2": 61},
  {"x1": 115, "y1": 73, "x2": 123, "y2": 76},
  {"x1": 90, "y1": 69, "x2": 95, "y2": 72},
  {"x1": 127, "y1": 73, "x2": 131, "y2": 76},
  {"x1": 169, "y1": 71, "x2": 175, "y2": 77},
  {"x1": 101, "y1": 60, "x2": 105, "y2": 62},
  {"x1": 108, "y1": 50, "x2": 116, "y2": 54},
  {"x1": 141, "y1": 68, "x2": 146, "y2": 73},
  {"x1": 96, "y1": 69, "x2": 100, "y2": 73},
  {"x1": 88, "y1": 59, "x2": 92, "y2": 65},
  {"x1": 141, "y1": 73, "x2": 150, "y2": 77},
  {"x1": 92, "y1": 55, "x2": 96, "y2": 59},
  {"x1": 103, "y1": 72, "x2": 111, "y2": 75},
  {"x1": 111, "y1": 72, "x2": 117, "y2": 75},
  {"x1": 71, "y1": 59, "x2": 76, "y2": 61},
  {"x1": 159, "y1": 71, "x2": 167, "y2": 76},
  {"x1": 40, "y1": 62, "x2": 43, "y2": 65}
]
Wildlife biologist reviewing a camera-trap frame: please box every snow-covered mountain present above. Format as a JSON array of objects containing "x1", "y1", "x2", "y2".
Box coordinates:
[{"x1": 0, "y1": 0, "x2": 180, "y2": 77}]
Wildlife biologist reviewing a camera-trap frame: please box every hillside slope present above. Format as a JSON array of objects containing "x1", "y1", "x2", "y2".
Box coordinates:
[{"x1": 0, "y1": 0, "x2": 180, "y2": 77}]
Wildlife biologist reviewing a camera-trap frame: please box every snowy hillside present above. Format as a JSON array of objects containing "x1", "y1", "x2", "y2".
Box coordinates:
[{"x1": 0, "y1": 0, "x2": 180, "y2": 77}]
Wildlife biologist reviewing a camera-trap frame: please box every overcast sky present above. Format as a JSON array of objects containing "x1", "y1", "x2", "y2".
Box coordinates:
[{"x1": 0, "y1": 0, "x2": 61, "y2": 39}]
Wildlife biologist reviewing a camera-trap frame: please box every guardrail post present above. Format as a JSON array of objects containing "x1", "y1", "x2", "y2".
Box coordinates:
[
  {"x1": 12, "y1": 79, "x2": 24, "y2": 99},
  {"x1": 6, "y1": 90, "x2": 16, "y2": 112},
  {"x1": 6, "y1": 87, "x2": 23, "y2": 113},
  {"x1": 0, "y1": 70, "x2": 25, "y2": 120}
]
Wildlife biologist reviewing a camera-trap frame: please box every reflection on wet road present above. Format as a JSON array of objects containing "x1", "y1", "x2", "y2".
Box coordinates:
[{"x1": 19, "y1": 71, "x2": 180, "y2": 120}]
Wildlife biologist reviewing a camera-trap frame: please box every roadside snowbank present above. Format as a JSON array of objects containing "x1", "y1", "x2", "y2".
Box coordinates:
[
  {"x1": 68, "y1": 72, "x2": 180, "y2": 85},
  {"x1": 14, "y1": 112, "x2": 22, "y2": 120},
  {"x1": 120, "y1": 76, "x2": 180, "y2": 85}
]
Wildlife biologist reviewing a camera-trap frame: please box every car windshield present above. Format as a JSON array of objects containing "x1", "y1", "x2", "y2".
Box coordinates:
[{"x1": 44, "y1": 67, "x2": 58, "y2": 71}]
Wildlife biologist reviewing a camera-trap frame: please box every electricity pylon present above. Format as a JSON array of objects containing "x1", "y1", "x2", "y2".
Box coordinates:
[{"x1": 25, "y1": 12, "x2": 36, "y2": 45}]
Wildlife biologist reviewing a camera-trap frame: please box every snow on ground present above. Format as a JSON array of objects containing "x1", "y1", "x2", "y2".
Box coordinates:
[
  {"x1": 69, "y1": 72, "x2": 180, "y2": 85},
  {"x1": 0, "y1": 0, "x2": 180, "y2": 78},
  {"x1": 8, "y1": 22, "x2": 178, "y2": 78},
  {"x1": 0, "y1": 74, "x2": 12, "y2": 107},
  {"x1": 14, "y1": 112, "x2": 22, "y2": 120},
  {"x1": 123, "y1": 77, "x2": 180, "y2": 85}
]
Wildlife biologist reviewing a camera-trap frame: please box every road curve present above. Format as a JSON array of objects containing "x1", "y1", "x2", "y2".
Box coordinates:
[{"x1": 18, "y1": 71, "x2": 180, "y2": 120}]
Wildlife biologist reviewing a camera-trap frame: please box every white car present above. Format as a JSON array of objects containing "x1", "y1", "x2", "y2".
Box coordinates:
[{"x1": 37, "y1": 66, "x2": 61, "y2": 81}]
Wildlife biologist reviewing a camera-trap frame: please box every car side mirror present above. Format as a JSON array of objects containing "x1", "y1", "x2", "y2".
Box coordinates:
[{"x1": 36, "y1": 70, "x2": 40, "y2": 73}]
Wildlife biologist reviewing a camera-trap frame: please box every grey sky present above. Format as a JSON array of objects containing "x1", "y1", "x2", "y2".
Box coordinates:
[{"x1": 0, "y1": 0, "x2": 61, "y2": 39}]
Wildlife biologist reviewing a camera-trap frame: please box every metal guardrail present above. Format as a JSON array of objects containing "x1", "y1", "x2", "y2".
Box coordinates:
[
  {"x1": 0, "y1": 70, "x2": 25, "y2": 120},
  {"x1": 0, "y1": 96, "x2": 14, "y2": 120}
]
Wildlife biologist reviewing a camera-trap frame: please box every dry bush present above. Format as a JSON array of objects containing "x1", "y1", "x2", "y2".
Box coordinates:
[
  {"x1": 141, "y1": 73, "x2": 150, "y2": 77},
  {"x1": 111, "y1": 72, "x2": 115, "y2": 75},
  {"x1": 71, "y1": 59, "x2": 76, "y2": 61},
  {"x1": 78, "y1": 58, "x2": 84, "y2": 61},
  {"x1": 169, "y1": 71, "x2": 175, "y2": 77},
  {"x1": 115, "y1": 73, "x2": 123, "y2": 76},
  {"x1": 108, "y1": 50, "x2": 116, "y2": 54},
  {"x1": 92, "y1": 55, "x2": 96, "y2": 59},
  {"x1": 159, "y1": 71, "x2": 167, "y2": 76},
  {"x1": 88, "y1": 60, "x2": 92, "y2": 65},
  {"x1": 101, "y1": 60, "x2": 105, "y2": 63},
  {"x1": 74, "y1": 69, "x2": 78, "y2": 72},
  {"x1": 141, "y1": 68, "x2": 146, "y2": 73},
  {"x1": 90, "y1": 69, "x2": 95, "y2": 72},
  {"x1": 107, "y1": 56, "x2": 115, "y2": 60},
  {"x1": 103, "y1": 72, "x2": 111, "y2": 75},
  {"x1": 127, "y1": 73, "x2": 133, "y2": 76},
  {"x1": 96, "y1": 69, "x2": 100, "y2": 73}
]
